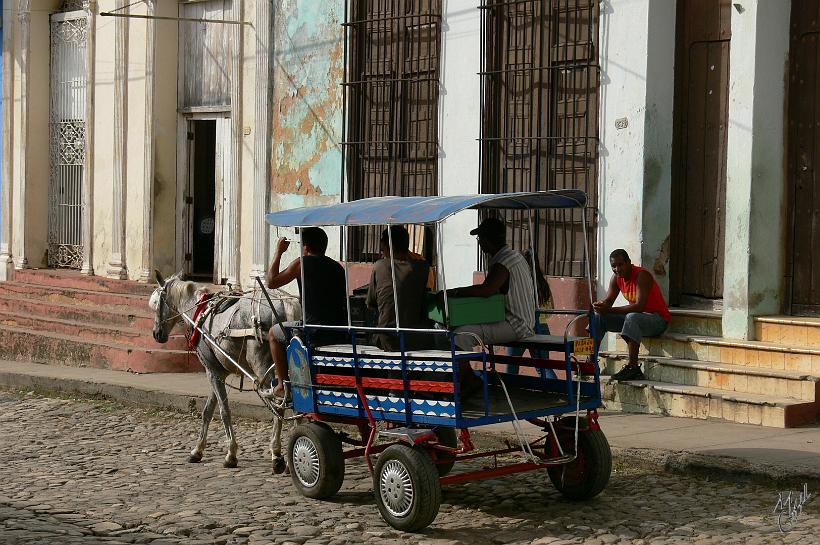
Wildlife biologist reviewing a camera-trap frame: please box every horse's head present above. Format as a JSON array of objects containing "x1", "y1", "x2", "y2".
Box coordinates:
[{"x1": 149, "y1": 269, "x2": 184, "y2": 343}]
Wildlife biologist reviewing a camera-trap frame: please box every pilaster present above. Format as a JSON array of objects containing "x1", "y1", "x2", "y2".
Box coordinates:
[
  {"x1": 250, "y1": 0, "x2": 271, "y2": 285},
  {"x1": 106, "y1": 0, "x2": 128, "y2": 279},
  {"x1": 138, "y1": 0, "x2": 156, "y2": 283},
  {"x1": 723, "y1": 1, "x2": 790, "y2": 338},
  {"x1": 0, "y1": 0, "x2": 16, "y2": 280},
  {"x1": 226, "y1": 0, "x2": 243, "y2": 287}
]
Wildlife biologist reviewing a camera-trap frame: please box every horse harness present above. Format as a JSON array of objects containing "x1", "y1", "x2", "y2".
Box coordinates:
[{"x1": 188, "y1": 289, "x2": 270, "y2": 351}]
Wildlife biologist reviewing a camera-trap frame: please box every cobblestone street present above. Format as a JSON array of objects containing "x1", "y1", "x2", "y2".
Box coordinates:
[{"x1": 0, "y1": 390, "x2": 816, "y2": 545}]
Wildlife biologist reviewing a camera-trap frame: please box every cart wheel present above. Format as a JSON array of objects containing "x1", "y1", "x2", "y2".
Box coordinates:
[
  {"x1": 546, "y1": 417, "x2": 612, "y2": 501},
  {"x1": 287, "y1": 422, "x2": 345, "y2": 499},
  {"x1": 374, "y1": 444, "x2": 441, "y2": 532},
  {"x1": 433, "y1": 427, "x2": 458, "y2": 476}
]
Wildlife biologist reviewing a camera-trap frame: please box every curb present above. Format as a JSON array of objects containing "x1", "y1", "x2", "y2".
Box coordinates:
[{"x1": 2, "y1": 367, "x2": 818, "y2": 489}]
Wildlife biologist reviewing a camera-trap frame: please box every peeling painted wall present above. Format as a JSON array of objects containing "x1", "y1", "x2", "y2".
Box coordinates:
[
  {"x1": 269, "y1": 1, "x2": 345, "y2": 264},
  {"x1": 271, "y1": 1, "x2": 344, "y2": 202}
]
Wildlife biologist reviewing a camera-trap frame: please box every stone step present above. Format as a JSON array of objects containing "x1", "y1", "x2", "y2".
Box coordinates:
[
  {"x1": 754, "y1": 315, "x2": 820, "y2": 348},
  {"x1": 0, "y1": 309, "x2": 189, "y2": 351},
  {"x1": 0, "y1": 293, "x2": 156, "y2": 329},
  {"x1": 2, "y1": 281, "x2": 149, "y2": 310},
  {"x1": 602, "y1": 378, "x2": 818, "y2": 428},
  {"x1": 13, "y1": 268, "x2": 157, "y2": 296},
  {"x1": 619, "y1": 333, "x2": 820, "y2": 374},
  {"x1": 0, "y1": 324, "x2": 200, "y2": 374},
  {"x1": 667, "y1": 308, "x2": 722, "y2": 337},
  {"x1": 603, "y1": 353, "x2": 819, "y2": 402}
]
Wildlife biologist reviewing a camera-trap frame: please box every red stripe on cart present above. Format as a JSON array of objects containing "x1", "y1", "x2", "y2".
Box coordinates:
[{"x1": 314, "y1": 373, "x2": 455, "y2": 393}]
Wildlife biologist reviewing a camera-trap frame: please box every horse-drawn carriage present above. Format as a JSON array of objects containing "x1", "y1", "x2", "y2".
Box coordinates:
[{"x1": 151, "y1": 190, "x2": 611, "y2": 532}]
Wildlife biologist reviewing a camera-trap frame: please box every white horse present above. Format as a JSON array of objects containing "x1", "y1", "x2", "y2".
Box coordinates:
[{"x1": 149, "y1": 271, "x2": 299, "y2": 470}]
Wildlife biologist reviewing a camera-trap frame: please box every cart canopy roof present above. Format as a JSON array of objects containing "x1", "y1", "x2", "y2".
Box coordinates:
[{"x1": 265, "y1": 190, "x2": 586, "y2": 227}]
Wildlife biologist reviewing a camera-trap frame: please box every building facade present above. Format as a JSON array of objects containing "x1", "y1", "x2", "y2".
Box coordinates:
[{"x1": 0, "y1": 0, "x2": 817, "y2": 342}]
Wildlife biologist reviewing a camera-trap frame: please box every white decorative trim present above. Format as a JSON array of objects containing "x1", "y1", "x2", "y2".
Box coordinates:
[
  {"x1": 138, "y1": 0, "x2": 156, "y2": 282},
  {"x1": 250, "y1": 0, "x2": 271, "y2": 284},
  {"x1": 107, "y1": 0, "x2": 128, "y2": 279},
  {"x1": 13, "y1": 1, "x2": 30, "y2": 270},
  {"x1": 81, "y1": 0, "x2": 96, "y2": 275},
  {"x1": 0, "y1": 1, "x2": 16, "y2": 279}
]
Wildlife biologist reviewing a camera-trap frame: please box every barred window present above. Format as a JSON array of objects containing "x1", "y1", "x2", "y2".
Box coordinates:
[
  {"x1": 479, "y1": 0, "x2": 599, "y2": 278},
  {"x1": 342, "y1": 0, "x2": 442, "y2": 262}
]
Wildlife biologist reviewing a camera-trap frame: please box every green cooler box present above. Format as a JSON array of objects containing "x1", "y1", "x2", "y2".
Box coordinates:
[{"x1": 427, "y1": 293, "x2": 506, "y2": 327}]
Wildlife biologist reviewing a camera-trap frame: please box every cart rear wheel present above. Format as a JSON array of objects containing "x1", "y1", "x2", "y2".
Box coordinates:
[
  {"x1": 374, "y1": 444, "x2": 441, "y2": 532},
  {"x1": 433, "y1": 427, "x2": 458, "y2": 476},
  {"x1": 287, "y1": 422, "x2": 345, "y2": 499},
  {"x1": 546, "y1": 417, "x2": 611, "y2": 501}
]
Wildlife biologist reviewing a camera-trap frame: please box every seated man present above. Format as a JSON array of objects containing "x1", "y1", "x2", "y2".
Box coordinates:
[
  {"x1": 593, "y1": 248, "x2": 671, "y2": 381},
  {"x1": 366, "y1": 226, "x2": 432, "y2": 351},
  {"x1": 266, "y1": 227, "x2": 347, "y2": 398},
  {"x1": 447, "y1": 218, "x2": 536, "y2": 393}
]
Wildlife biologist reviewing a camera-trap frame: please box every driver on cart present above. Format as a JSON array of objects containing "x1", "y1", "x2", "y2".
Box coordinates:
[{"x1": 445, "y1": 217, "x2": 536, "y2": 396}]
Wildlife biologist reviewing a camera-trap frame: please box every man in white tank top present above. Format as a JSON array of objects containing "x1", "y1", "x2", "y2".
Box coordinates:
[{"x1": 447, "y1": 217, "x2": 536, "y2": 351}]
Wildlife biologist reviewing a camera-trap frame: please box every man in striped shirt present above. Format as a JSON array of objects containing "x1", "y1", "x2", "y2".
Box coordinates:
[{"x1": 447, "y1": 218, "x2": 536, "y2": 394}]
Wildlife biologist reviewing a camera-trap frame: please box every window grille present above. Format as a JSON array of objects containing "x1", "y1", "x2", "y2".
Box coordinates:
[
  {"x1": 479, "y1": 0, "x2": 599, "y2": 278},
  {"x1": 342, "y1": 0, "x2": 442, "y2": 262}
]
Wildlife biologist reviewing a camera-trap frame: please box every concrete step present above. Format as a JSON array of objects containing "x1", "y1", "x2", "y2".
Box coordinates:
[
  {"x1": 620, "y1": 333, "x2": 820, "y2": 374},
  {"x1": 13, "y1": 268, "x2": 157, "y2": 296},
  {"x1": 602, "y1": 378, "x2": 819, "y2": 428},
  {"x1": 0, "y1": 293, "x2": 156, "y2": 329},
  {"x1": 0, "y1": 324, "x2": 200, "y2": 373},
  {"x1": 754, "y1": 315, "x2": 820, "y2": 348},
  {"x1": 0, "y1": 309, "x2": 189, "y2": 351},
  {"x1": 667, "y1": 308, "x2": 722, "y2": 337},
  {"x1": 2, "y1": 281, "x2": 149, "y2": 310},
  {"x1": 603, "y1": 353, "x2": 820, "y2": 402}
]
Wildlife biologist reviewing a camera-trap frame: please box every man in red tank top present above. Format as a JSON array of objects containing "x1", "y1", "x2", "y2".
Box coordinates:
[{"x1": 592, "y1": 249, "x2": 671, "y2": 381}]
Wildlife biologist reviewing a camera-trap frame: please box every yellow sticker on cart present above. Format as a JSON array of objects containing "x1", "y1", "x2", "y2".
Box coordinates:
[{"x1": 573, "y1": 338, "x2": 594, "y2": 355}]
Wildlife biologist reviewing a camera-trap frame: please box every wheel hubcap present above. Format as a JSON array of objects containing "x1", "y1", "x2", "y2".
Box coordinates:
[
  {"x1": 379, "y1": 459, "x2": 414, "y2": 517},
  {"x1": 292, "y1": 436, "x2": 320, "y2": 487}
]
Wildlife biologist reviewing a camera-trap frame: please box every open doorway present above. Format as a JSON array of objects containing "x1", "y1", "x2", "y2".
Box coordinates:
[{"x1": 186, "y1": 120, "x2": 217, "y2": 281}]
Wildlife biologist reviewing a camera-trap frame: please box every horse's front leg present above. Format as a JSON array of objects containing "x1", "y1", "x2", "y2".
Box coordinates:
[
  {"x1": 189, "y1": 390, "x2": 217, "y2": 463},
  {"x1": 270, "y1": 409, "x2": 287, "y2": 474},
  {"x1": 210, "y1": 375, "x2": 239, "y2": 468}
]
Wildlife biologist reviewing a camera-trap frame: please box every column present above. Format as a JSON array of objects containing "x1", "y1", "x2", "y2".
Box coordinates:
[
  {"x1": 0, "y1": 0, "x2": 15, "y2": 280},
  {"x1": 12, "y1": 0, "x2": 29, "y2": 270},
  {"x1": 81, "y1": 0, "x2": 96, "y2": 275},
  {"x1": 249, "y1": 0, "x2": 271, "y2": 285},
  {"x1": 138, "y1": 0, "x2": 156, "y2": 283},
  {"x1": 722, "y1": 1, "x2": 790, "y2": 338},
  {"x1": 107, "y1": 0, "x2": 128, "y2": 279}
]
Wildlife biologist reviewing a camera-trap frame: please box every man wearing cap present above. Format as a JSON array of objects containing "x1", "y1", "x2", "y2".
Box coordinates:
[{"x1": 448, "y1": 217, "x2": 537, "y2": 360}]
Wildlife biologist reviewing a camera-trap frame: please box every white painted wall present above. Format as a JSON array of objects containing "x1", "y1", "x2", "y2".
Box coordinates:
[
  {"x1": 438, "y1": 0, "x2": 481, "y2": 289},
  {"x1": 597, "y1": 0, "x2": 675, "y2": 303}
]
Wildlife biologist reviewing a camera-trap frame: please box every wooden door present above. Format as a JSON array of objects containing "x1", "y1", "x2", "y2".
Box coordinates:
[
  {"x1": 670, "y1": 0, "x2": 732, "y2": 303},
  {"x1": 788, "y1": 0, "x2": 820, "y2": 315}
]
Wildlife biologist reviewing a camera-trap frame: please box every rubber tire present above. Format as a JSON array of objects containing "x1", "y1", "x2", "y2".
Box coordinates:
[
  {"x1": 546, "y1": 417, "x2": 612, "y2": 501},
  {"x1": 433, "y1": 427, "x2": 458, "y2": 476},
  {"x1": 287, "y1": 422, "x2": 345, "y2": 499},
  {"x1": 374, "y1": 444, "x2": 441, "y2": 532}
]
